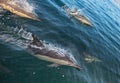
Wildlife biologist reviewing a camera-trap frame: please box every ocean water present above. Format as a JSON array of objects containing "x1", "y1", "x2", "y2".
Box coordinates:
[{"x1": 0, "y1": 0, "x2": 120, "y2": 83}]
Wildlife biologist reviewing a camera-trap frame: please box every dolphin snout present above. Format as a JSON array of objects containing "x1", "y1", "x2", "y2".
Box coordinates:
[{"x1": 74, "y1": 64, "x2": 82, "y2": 71}]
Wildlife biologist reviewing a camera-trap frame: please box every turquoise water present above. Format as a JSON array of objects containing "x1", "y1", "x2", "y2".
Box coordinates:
[{"x1": 0, "y1": 0, "x2": 120, "y2": 83}]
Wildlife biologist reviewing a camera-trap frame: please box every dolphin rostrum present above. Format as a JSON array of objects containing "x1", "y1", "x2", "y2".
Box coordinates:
[
  {"x1": 0, "y1": 0, "x2": 41, "y2": 21},
  {"x1": 28, "y1": 34, "x2": 81, "y2": 70}
]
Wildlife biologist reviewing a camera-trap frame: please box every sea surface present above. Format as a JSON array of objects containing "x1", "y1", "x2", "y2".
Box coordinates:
[{"x1": 0, "y1": 0, "x2": 120, "y2": 83}]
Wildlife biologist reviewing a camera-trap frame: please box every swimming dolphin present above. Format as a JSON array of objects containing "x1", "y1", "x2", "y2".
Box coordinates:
[
  {"x1": 28, "y1": 34, "x2": 81, "y2": 70},
  {"x1": 0, "y1": 0, "x2": 41, "y2": 21},
  {"x1": 62, "y1": 5, "x2": 93, "y2": 27},
  {"x1": 83, "y1": 53, "x2": 102, "y2": 63},
  {"x1": 73, "y1": 14, "x2": 93, "y2": 27}
]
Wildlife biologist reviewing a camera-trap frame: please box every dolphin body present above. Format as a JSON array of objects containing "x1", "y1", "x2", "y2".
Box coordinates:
[
  {"x1": 0, "y1": 0, "x2": 40, "y2": 21},
  {"x1": 83, "y1": 53, "x2": 102, "y2": 63},
  {"x1": 0, "y1": 27, "x2": 81, "y2": 70},
  {"x1": 62, "y1": 5, "x2": 93, "y2": 27},
  {"x1": 28, "y1": 34, "x2": 81, "y2": 70},
  {"x1": 73, "y1": 14, "x2": 93, "y2": 27}
]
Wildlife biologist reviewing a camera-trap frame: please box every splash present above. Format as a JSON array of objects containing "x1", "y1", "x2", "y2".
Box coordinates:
[
  {"x1": 43, "y1": 41, "x2": 77, "y2": 63},
  {"x1": 0, "y1": 26, "x2": 77, "y2": 63},
  {"x1": 30, "y1": 42, "x2": 77, "y2": 63},
  {"x1": 62, "y1": 5, "x2": 84, "y2": 15},
  {"x1": 0, "y1": 26, "x2": 33, "y2": 41},
  {"x1": 7, "y1": 0, "x2": 35, "y2": 13},
  {"x1": 0, "y1": 26, "x2": 33, "y2": 49}
]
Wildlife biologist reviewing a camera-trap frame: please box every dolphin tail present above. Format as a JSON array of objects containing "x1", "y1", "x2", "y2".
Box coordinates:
[{"x1": 31, "y1": 34, "x2": 44, "y2": 47}]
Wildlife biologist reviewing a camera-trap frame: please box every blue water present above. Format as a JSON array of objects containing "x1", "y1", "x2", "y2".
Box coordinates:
[{"x1": 0, "y1": 0, "x2": 120, "y2": 83}]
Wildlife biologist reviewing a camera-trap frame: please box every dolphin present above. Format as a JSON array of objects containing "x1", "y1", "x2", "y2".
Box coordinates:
[
  {"x1": 0, "y1": 0, "x2": 41, "y2": 21},
  {"x1": 73, "y1": 14, "x2": 93, "y2": 27},
  {"x1": 28, "y1": 34, "x2": 81, "y2": 70},
  {"x1": 62, "y1": 5, "x2": 93, "y2": 27},
  {"x1": 83, "y1": 53, "x2": 102, "y2": 63}
]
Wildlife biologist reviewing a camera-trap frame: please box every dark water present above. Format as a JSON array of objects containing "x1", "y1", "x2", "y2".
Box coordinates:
[{"x1": 0, "y1": 0, "x2": 120, "y2": 83}]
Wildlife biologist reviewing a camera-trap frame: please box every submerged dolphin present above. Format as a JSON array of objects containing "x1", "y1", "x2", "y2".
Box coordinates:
[
  {"x1": 28, "y1": 34, "x2": 81, "y2": 70},
  {"x1": 0, "y1": 0, "x2": 40, "y2": 21},
  {"x1": 83, "y1": 53, "x2": 102, "y2": 63}
]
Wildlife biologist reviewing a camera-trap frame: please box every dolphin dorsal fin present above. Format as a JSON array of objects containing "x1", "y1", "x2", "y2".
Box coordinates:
[{"x1": 32, "y1": 34, "x2": 44, "y2": 47}]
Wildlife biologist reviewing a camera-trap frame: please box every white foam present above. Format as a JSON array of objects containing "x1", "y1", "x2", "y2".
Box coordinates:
[
  {"x1": 0, "y1": 26, "x2": 33, "y2": 41},
  {"x1": 62, "y1": 5, "x2": 84, "y2": 16},
  {"x1": 0, "y1": 26, "x2": 77, "y2": 63},
  {"x1": 8, "y1": 0, "x2": 35, "y2": 13},
  {"x1": 43, "y1": 41, "x2": 77, "y2": 63},
  {"x1": 17, "y1": 28, "x2": 33, "y2": 41},
  {"x1": 0, "y1": 27, "x2": 33, "y2": 49},
  {"x1": 29, "y1": 41, "x2": 77, "y2": 63},
  {"x1": 0, "y1": 33, "x2": 30, "y2": 49}
]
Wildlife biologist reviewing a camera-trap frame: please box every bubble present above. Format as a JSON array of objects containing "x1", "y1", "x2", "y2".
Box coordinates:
[
  {"x1": 62, "y1": 75, "x2": 65, "y2": 77},
  {"x1": 32, "y1": 72, "x2": 36, "y2": 75}
]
